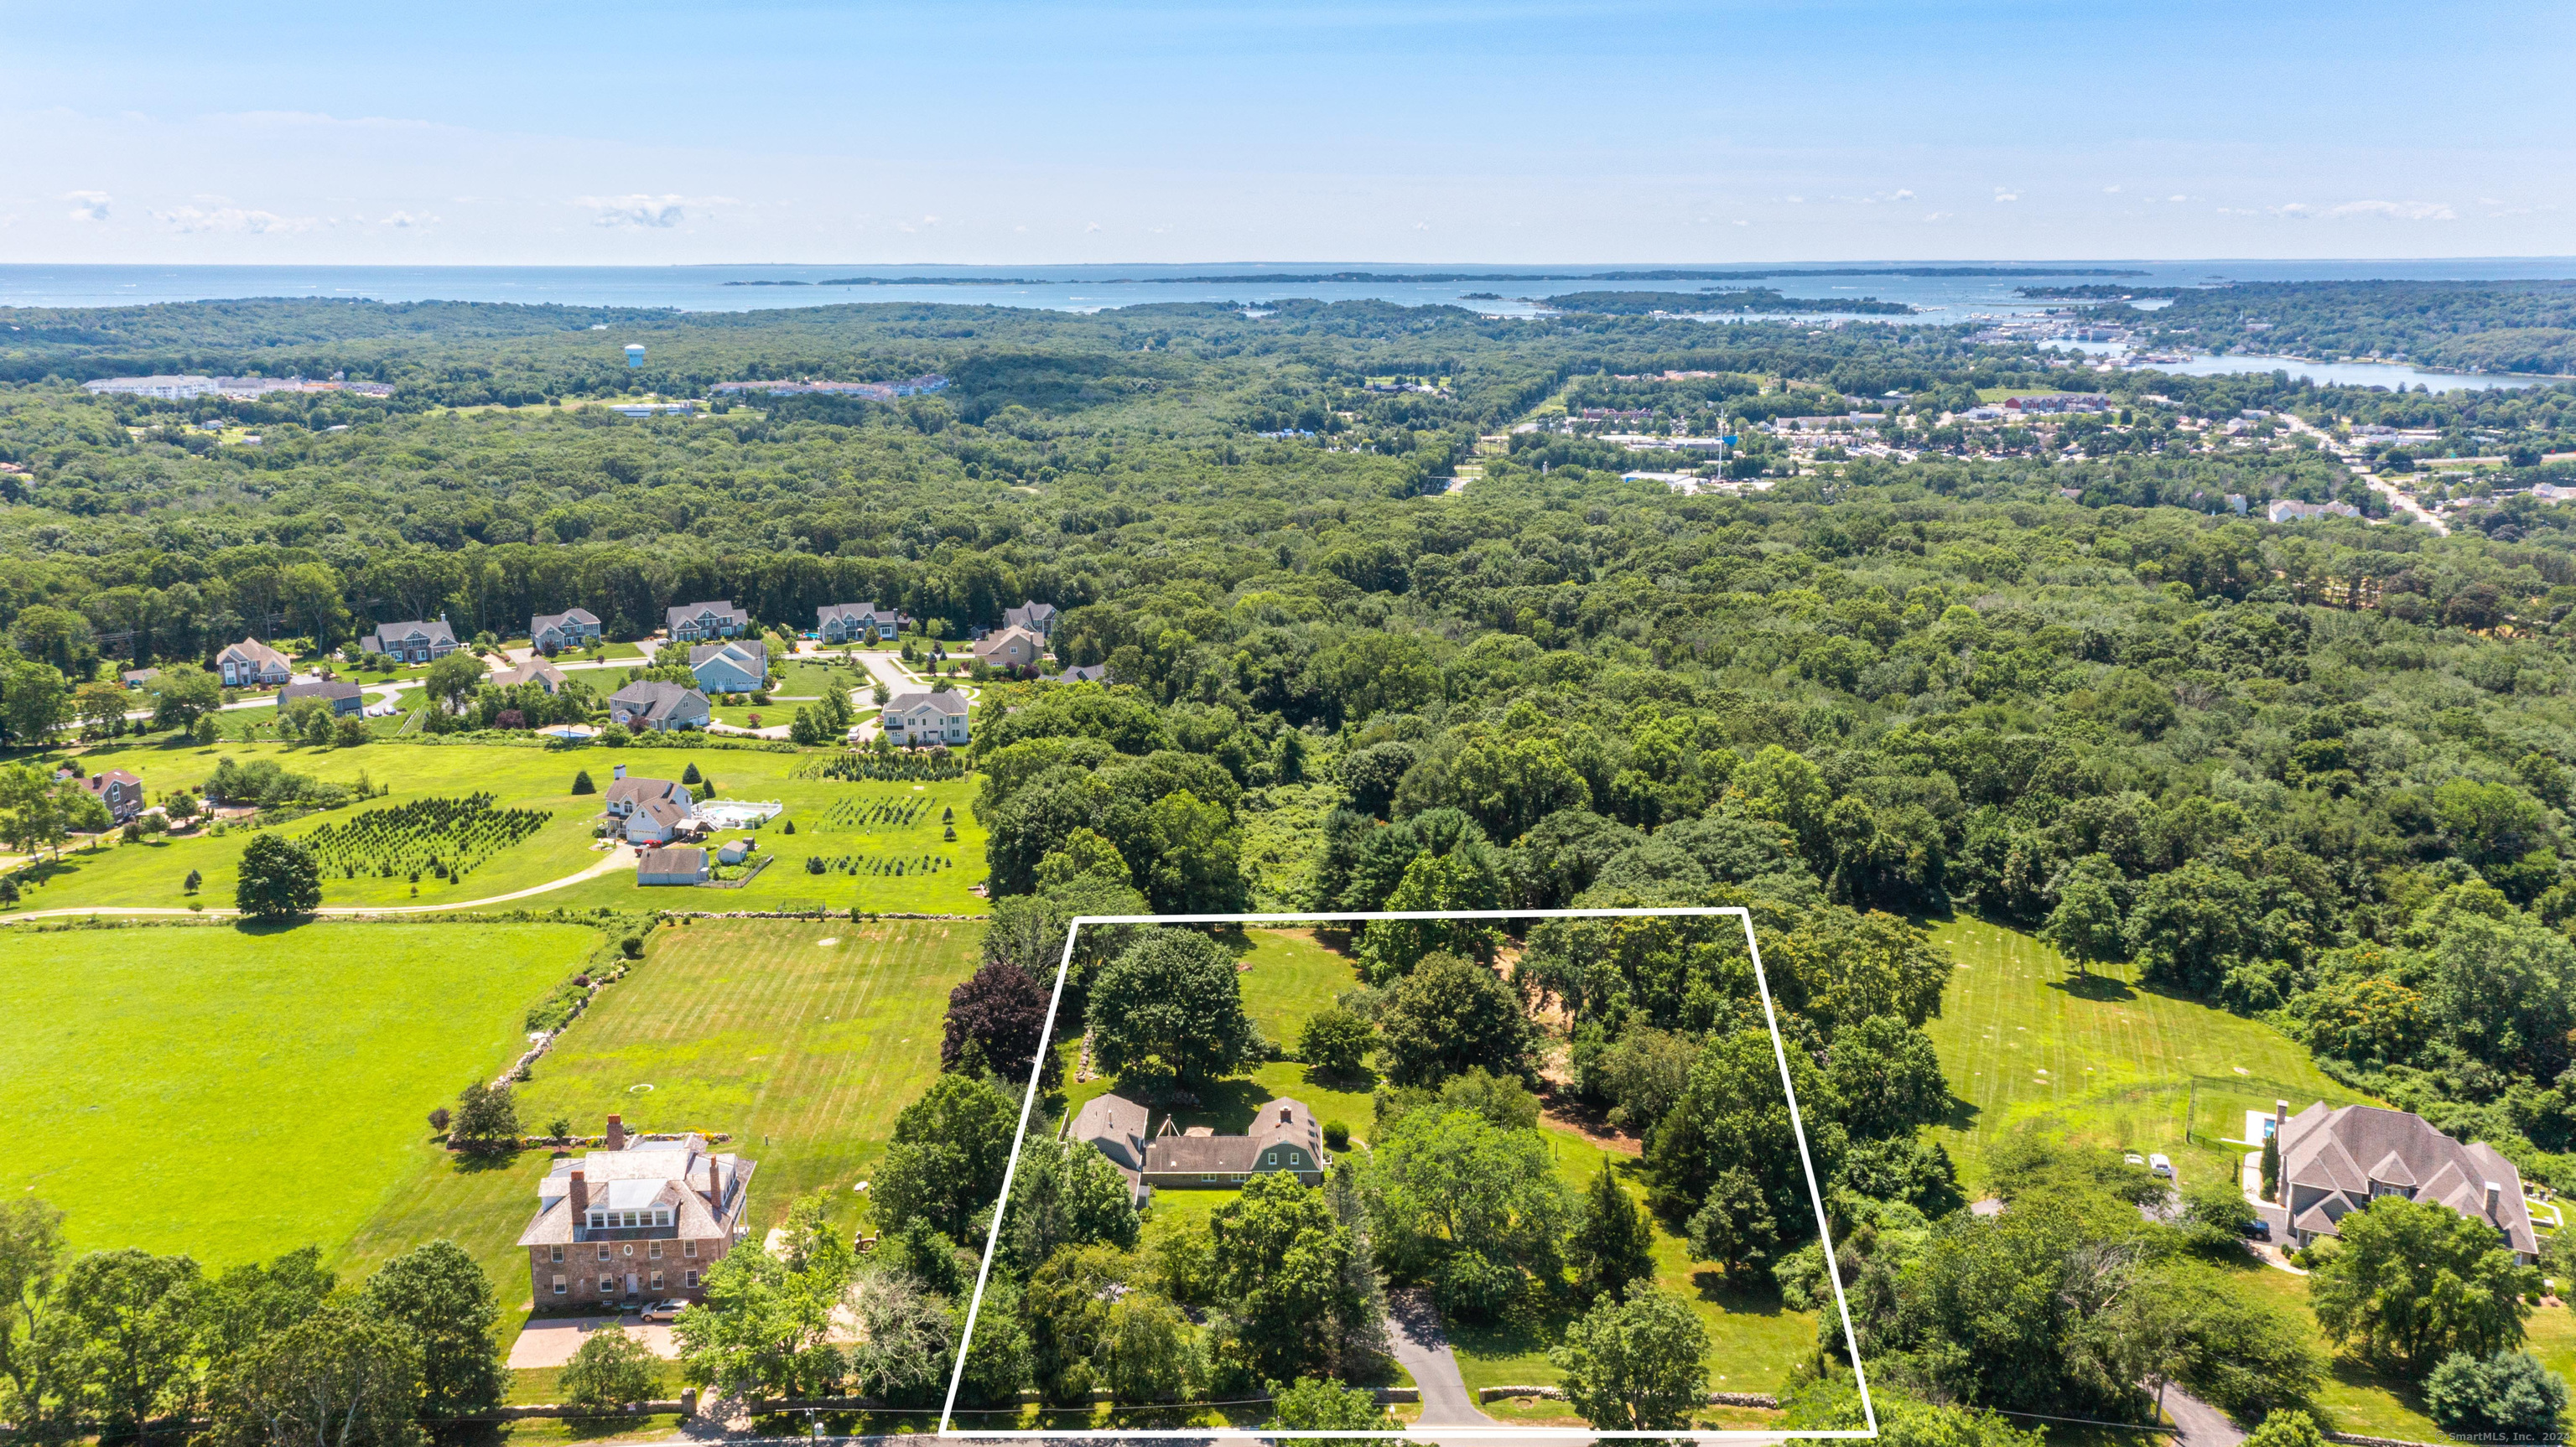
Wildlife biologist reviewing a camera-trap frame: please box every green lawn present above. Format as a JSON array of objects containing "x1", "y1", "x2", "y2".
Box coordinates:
[
  {"x1": 1051, "y1": 925, "x2": 1815, "y2": 1397},
  {"x1": 1924, "y1": 918, "x2": 2363, "y2": 1195},
  {"x1": 0, "y1": 920, "x2": 595, "y2": 1267},
  {"x1": 12, "y1": 739, "x2": 989, "y2": 916},
  {"x1": 775, "y1": 661, "x2": 869, "y2": 701},
  {"x1": 335, "y1": 916, "x2": 975, "y2": 1331}
]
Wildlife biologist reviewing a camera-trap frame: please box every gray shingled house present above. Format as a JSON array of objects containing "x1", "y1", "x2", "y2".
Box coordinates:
[{"x1": 2260, "y1": 1100, "x2": 2539, "y2": 1263}]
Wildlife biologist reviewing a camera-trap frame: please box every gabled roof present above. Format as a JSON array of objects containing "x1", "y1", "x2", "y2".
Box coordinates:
[
  {"x1": 818, "y1": 601, "x2": 898, "y2": 624},
  {"x1": 517, "y1": 1136, "x2": 754, "y2": 1246},
  {"x1": 532, "y1": 608, "x2": 600, "y2": 632},
  {"x1": 1004, "y1": 601, "x2": 1059, "y2": 630},
  {"x1": 973, "y1": 625, "x2": 1047, "y2": 658},
  {"x1": 2279, "y1": 1102, "x2": 2537, "y2": 1257},
  {"x1": 633, "y1": 796, "x2": 693, "y2": 829},
  {"x1": 219, "y1": 637, "x2": 291, "y2": 669},
  {"x1": 689, "y1": 641, "x2": 768, "y2": 673},
  {"x1": 493, "y1": 659, "x2": 569, "y2": 690},
  {"x1": 889, "y1": 689, "x2": 969, "y2": 717},
  {"x1": 279, "y1": 680, "x2": 362, "y2": 704},
  {"x1": 666, "y1": 600, "x2": 750, "y2": 629},
  {"x1": 1074, "y1": 1093, "x2": 1150, "y2": 1173},
  {"x1": 369, "y1": 619, "x2": 457, "y2": 646},
  {"x1": 610, "y1": 680, "x2": 709, "y2": 722},
  {"x1": 640, "y1": 842, "x2": 704, "y2": 871},
  {"x1": 84, "y1": 768, "x2": 141, "y2": 791},
  {"x1": 1140, "y1": 1097, "x2": 1320, "y2": 1175}
]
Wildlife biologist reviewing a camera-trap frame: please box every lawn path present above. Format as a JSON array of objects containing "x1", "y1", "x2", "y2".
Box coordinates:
[{"x1": 0, "y1": 843, "x2": 638, "y2": 923}]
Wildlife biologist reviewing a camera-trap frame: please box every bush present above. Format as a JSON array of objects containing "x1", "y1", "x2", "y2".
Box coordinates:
[
  {"x1": 560, "y1": 1329, "x2": 660, "y2": 1411},
  {"x1": 1298, "y1": 1006, "x2": 1375, "y2": 1076},
  {"x1": 1323, "y1": 1120, "x2": 1349, "y2": 1152},
  {"x1": 619, "y1": 935, "x2": 644, "y2": 959},
  {"x1": 571, "y1": 770, "x2": 596, "y2": 795},
  {"x1": 782, "y1": 819, "x2": 796, "y2": 834},
  {"x1": 2426, "y1": 1350, "x2": 2568, "y2": 1442},
  {"x1": 1265, "y1": 1377, "x2": 1389, "y2": 1430},
  {"x1": 427, "y1": 1106, "x2": 452, "y2": 1133}
]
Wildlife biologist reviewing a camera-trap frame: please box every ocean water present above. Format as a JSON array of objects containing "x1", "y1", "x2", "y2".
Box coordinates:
[{"x1": 2, "y1": 258, "x2": 2567, "y2": 389}]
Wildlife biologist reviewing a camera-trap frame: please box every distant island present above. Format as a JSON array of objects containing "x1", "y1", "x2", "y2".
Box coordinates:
[
  {"x1": 719, "y1": 265, "x2": 2150, "y2": 289},
  {"x1": 1541, "y1": 288, "x2": 1914, "y2": 316}
]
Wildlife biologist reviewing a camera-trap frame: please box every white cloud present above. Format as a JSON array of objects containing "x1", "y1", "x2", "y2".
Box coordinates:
[
  {"x1": 2328, "y1": 199, "x2": 2456, "y2": 220},
  {"x1": 64, "y1": 190, "x2": 111, "y2": 222},
  {"x1": 151, "y1": 205, "x2": 315, "y2": 234},
  {"x1": 1993, "y1": 189, "x2": 2018, "y2": 202},
  {"x1": 377, "y1": 210, "x2": 436, "y2": 229},
  {"x1": 2168, "y1": 194, "x2": 2187, "y2": 202},
  {"x1": 579, "y1": 194, "x2": 691, "y2": 228},
  {"x1": 2103, "y1": 184, "x2": 2122, "y2": 194},
  {"x1": 1893, "y1": 188, "x2": 1914, "y2": 200}
]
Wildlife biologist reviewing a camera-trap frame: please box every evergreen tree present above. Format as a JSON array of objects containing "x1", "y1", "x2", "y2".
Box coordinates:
[{"x1": 1570, "y1": 1158, "x2": 1655, "y2": 1302}]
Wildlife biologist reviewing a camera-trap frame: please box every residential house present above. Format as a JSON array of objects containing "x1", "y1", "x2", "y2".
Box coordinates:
[
  {"x1": 1072, "y1": 1092, "x2": 1153, "y2": 1206},
  {"x1": 279, "y1": 680, "x2": 366, "y2": 717},
  {"x1": 882, "y1": 689, "x2": 969, "y2": 748},
  {"x1": 492, "y1": 659, "x2": 570, "y2": 694},
  {"x1": 2268, "y1": 499, "x2": 2362, "y2": 524},
  {"x1": 817, "y1": 603, "x2": 905, "y2": 645},
  {"x1": 636, "y1": 845, "x2": 709, "y2": 884},
  {"x1": 609, "y1": 681, "x2": 711, "y2": 732},
  {"x1": 601, "y1": 767, "x2": 693, "y2": 819},
  {"x1": 971, "y1": 625, "x2": 1047, "y2": 672},
  {"x1": 216, "y1": 638, "x2": 293, "y2": 688},
  {"x1": 689, "y1": 641, "x2": 769, "y2": 695},
  {"x1": 666, "y1": 601, "x2": 751, "y2": 642},
  {"x1": 1095, "y1": 1096, "x2": 1326, "y2": 1190},
  {"x1": 530, "y1": 609, "x2": 603, "y2": 653},
  {"x1": 361, "y1": 619, "x2": 460, "y2": 665},
  {"x1": 2260, "y1": 1100, "x2": 2539, "y2": 1263},
  {"x1": 602, "y1": 769, "x2": 699, "y2": 845},
  {"x1": 82, "y1": 769, "x2": 144, "y2": 824},
  {"x1": 1041, "y1": 664, "x2": 1110, "y2": 685},
  {"x1": 517, "y1": 1115, "x2": 753, "y2": 1308},
  {"x1": 119, "y1": 668, "x2": 158, "y2": 690},
  {"x1": 1002, "y1": 602, "x2": 1060, "y2": 638}
]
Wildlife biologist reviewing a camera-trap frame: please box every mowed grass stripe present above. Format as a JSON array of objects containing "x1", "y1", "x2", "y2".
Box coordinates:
[
  {"x1": 340, "y1": 919, "x2": 972, "y2": 1330},
  {"x1": 1925, "y1": 918, "x2": 2354, "y2": 1193}
]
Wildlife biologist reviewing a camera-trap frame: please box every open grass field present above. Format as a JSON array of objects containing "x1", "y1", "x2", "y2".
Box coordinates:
[
  {"x1": 1924, "y1": 917, "x2": 2365, "y2": 1195},
  {"x1": 0, "y1": 919, "x2": 595, "y2": 1266},
  {"x1": 10, "y1": 739, "x2": 988, "y2": 916},
  {"x1": 335, "y1": 916, "x2": 975, "y2": 1330}
]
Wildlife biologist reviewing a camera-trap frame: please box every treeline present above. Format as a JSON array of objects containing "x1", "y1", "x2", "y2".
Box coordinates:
[{"x1": 0, "y1": 1198, "x2": 512, "y2": 1446}]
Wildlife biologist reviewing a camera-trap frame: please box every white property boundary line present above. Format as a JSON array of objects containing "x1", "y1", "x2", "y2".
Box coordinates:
[{"x1": 938, "y1": 906, "x2": 1879, "y2": 1441}]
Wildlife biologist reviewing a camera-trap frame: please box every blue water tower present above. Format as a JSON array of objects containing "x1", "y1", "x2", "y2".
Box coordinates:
[{"x1": 625, "y1": 345, "x2": 646, "y2": 369}]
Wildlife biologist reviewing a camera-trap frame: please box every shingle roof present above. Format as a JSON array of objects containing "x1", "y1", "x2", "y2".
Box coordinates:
[
  {"x1": 610, "y1": 680, "x2": 709, "y2": 724},
  {"x1": 667, "y1": 600, "x2": 750, "y2": 630},
  {"x1": 220, "y1": 637, "x2": 291, "y2": 670},
  {"x1": 889, "y1": 689, "x2": 969, "y2": 717},
  {"x1": 493, "y1": 659, "x2": 568, "y2": 690},
  {"x1": 689, "y1": 641, "x2": 768, "y2": 673},
  {"x1": 368, "y1": 619, "x2": 457, "y2": 647},
  {"x1": 818, "y1": 602, "x2": 896, "y2": 625},
  {"x1": 532, "y1": 608, "x2": 600, "y2": 634},
  {"x1": 1142, "y1": 1097, "x2": 1319, "y2": 1175},
  {"x1": 1073, "y1": 1093, "x2": 1150, "y2": 1172},
  {"x1": 517, "y1": 1138, "x2": 754, "y2": 1246},
  {"x1": 639, "y1": 843, "x2": 704, "y2": 874},
  {"x1": 2279, "y1": 1102, "x2": 2537, "y2": 1257},
  {"x1": 279, "y1": 680, "x2": 361, "y2": 705}
]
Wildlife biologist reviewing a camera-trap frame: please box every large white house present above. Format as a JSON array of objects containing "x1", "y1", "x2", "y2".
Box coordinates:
[{"x1": 882, "y1": 689, "x2": 969, "y2": 747}]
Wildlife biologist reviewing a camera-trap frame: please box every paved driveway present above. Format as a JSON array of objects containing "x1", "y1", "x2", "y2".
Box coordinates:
[
  {"x1": 507, "y1": 1315, "x2": 679, "y2": 1368},
  {"x1": 1386, "y1": 1292, "x2": 1496, "y2": 1429}
]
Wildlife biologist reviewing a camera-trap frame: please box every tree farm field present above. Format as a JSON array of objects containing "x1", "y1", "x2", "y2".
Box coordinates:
[
  {"x1": 1048, "y1": 924, "x2": 1813, "y2": 1408},
  {"x1": 0, "y1": 919, "x2": 595, "y2": 1267},
  {"x1": 1924, "y1": 916, "x2": 2360, "y2": 1196},
  {"x1": 337, "y1": 916, "x2": 974, "y2": 1324},
  {"x1": 5, "y1": 738, "x2": 987, "y2": 916}
]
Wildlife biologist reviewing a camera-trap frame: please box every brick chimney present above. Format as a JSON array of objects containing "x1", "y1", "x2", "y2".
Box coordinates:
[
  {"x1": 569, "y1": 1168, "x2": 588, "y2": 1221},
  {"x1": 605, "y1": 1114, "x2": 626, "y2": 1151},
  {"x1": 703, "y1": 1159, "x2": 724, "y2": 1215}
]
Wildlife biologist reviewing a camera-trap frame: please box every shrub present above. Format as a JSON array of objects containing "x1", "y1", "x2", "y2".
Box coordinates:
[
  {"x1": 428, "y1": 1106, "x2": 452, "y2": 1133},
  {"x1": 1322, "y1": 1120, "x2": 1349, "y2": 1151},
  {"x1": 571, "y1": 770, "x2": 597, "y2": 795},
  {"x1": 782, "y1": 819, "x2": 796, "y2": 834},
  {"x1": 619, "y1": 935, "x2": 644, "y2": 959},
  {"x1": 681, "y1": 762, "x2": 702, "y2": 785},
  {"x1": 2427, "y1": 1351, "x2": 2568, "y2": 1442},
  {"x1": 560, "y1": 1329, "x2": 659, "y2": 1412}
]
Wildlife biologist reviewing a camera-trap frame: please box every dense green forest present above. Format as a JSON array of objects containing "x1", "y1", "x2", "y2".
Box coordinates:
[{"x1": 14, "y1": 289, "x2": 2576, "y2": 1429}]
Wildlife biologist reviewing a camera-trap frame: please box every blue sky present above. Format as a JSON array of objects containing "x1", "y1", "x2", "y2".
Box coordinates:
[{"x1": 6, "y1": 0, "x2": 2570, "y2": 264}]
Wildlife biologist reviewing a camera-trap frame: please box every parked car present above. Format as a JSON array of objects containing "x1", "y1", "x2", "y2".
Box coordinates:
[
  {"x1": 2245, "y1": 1219, "x2": 2272, "y2": 1241},
  {"x1": 2148, "y1": 1153, "x2": 2174, "y2": 1179},
  {"x1": 640, "y1": 1299, "x2": 689, "y2": 1323}
]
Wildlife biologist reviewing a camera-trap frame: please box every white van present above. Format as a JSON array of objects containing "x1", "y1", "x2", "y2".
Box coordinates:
[{"x1": 2148, "y1": 1153, "x2": 2174, "y2": 1179}]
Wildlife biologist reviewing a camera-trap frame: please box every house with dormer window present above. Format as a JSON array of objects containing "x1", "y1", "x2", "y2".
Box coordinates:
[
  {"x1": 516, "y1": 1114, "x2": 754, "y2": 1308},
  {"x1": 530, "y1": 609, "x2": 602, "y2": 653},
  {"x1": 1074, "y1": 1094, "x2": 1327, "y2": 1195},
  {"x1": 817, "y1": 603, "x2": 905, "y2": 645},
  {"x1": 360, "y1": 619, "x2": 459, "y2": 665},
  {"x1": 666, "y1": 601, "x2": 750, "y2": 642},
  {"x1": 2258, "y1": 1100, "x2": 2539, "y2": 1263}
]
